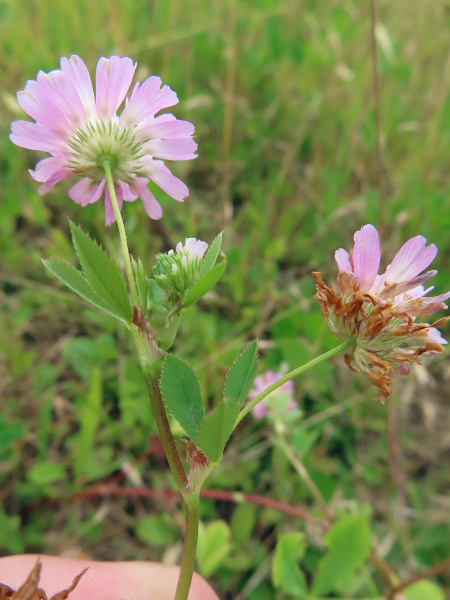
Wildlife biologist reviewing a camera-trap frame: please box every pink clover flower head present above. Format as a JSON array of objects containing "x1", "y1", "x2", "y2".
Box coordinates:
[
  {"x1": 10, "y1": 55, "x2": 197, "y2": 226},
  {"x1": 153, "y1": 238, "x2": 208, "y2": 294},
  {"x1": 313, "y1": 224, "x2": 449, "y2": 399},
  {"x1": 249, "y1": 370, "x2": 296, "y2": 419}
]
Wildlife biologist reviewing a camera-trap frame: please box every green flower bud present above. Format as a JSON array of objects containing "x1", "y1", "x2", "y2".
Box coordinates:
[{"x1": 153, "y1": 238, "x2": 208, "y2": 295}]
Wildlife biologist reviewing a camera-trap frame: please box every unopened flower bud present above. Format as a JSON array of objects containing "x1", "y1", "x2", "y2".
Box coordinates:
[{"x1": 153, "y1": 238, "x2": 208, "y2": 295}]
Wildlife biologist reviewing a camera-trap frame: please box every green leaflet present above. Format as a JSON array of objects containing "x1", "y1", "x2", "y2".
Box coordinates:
[
  {"x1": 70, "y1": 222, "x2": 132, "y2": 321},
  {"x1": 200, "y1": 231, "x2": 223, "y2": 275},
  {"x1": 160, "y1": 354, "x2": 204, "y2": 444},
  {"x1": 197, "y1": 398, "x2": 241, "y2": 462},
  {"x1": 312, "y1": 514, "x2": 371, "y2": 596},
  {"x1": 272, "y1": 532, "x2": 307, "y2": 598},
  {"x1": 43, "y1": 259, "x2": 127, "y2": 322},
  {"x1": 183, "y1": 260, "x2": 226, "y2": 307},
  {"x1": 224, "y1": 340, "x2": 258, "y2": 406}
]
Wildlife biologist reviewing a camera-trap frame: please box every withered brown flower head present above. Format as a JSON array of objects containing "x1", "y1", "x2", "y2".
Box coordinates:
[{"x1": 313, "y1": 225, "x2": 449, "y2": 400}]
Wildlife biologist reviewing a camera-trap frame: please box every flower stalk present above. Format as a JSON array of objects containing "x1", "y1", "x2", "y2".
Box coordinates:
[
  {"x1": 235, "y1": 338, "x2": 355, "y2": 428},
  {"x1": 103, "y1": 161, "x2": 140, "y2": 309}
]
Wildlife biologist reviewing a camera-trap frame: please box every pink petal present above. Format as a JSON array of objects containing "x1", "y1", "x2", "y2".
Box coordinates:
[
  {"x1": 17, "y1": 76, "x2": 74, "y2": 136},
  {"x1": 335, "y1": 248, "x2": 352, "y2": 272},
  {"x1": 144, "y1": 138, "x2": 198, "y2": 161},
  {"x1": 104, "y1": 182, "x2": 124, "y2": 227},
  {"x1": 38, "y1": 169, "x2": 74, "y2": 194},
  {"x1": 145, "y1": 160, "x2": 189, "y2": 201},
  {"x1": 60, "y1": 55, "x2": 96, "y2": 120},
  {"x1": 29, "y1": 156, "x2": 67, "y2": 182},
  {"x1": 118, "y1": 181, "x2": 138, "y2": 201},
  {"x1": 352, "y1": 225, "x2": 380, "y2": 291},
  {"x1": 10, "y1": 120, "x2": 64, "y2": 152},
  {"x1": 95, "y1": 56, "x2": 136, "y2": 120},
  {"x1": 121, "y1": 77, "x2": 178, "y2": 126},
  {"x1": 69, "y1": 178, "x2": 105, "y2": 207},
  {"x1": 130, "y1": 178, "x2": 163, "y2": 219},
  {"x1": 384, "y1": 236, "x2": 438, "y2": 284},
  {"x1": 138, "y1": 115, "x2": 195, "y2": 140},
  {"x1": 426, "y1": 327, "x2": 448, "y2": 345},
  {"x1": 379, "y1": 270, "x2": 437, "y2": 299}
]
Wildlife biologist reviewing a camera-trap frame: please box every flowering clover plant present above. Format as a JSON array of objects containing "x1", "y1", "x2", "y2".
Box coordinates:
[{"x1": 7, "y1": 56, "x2": 450, "y2": 600}]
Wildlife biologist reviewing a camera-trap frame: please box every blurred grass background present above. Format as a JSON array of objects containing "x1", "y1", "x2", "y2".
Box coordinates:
[{"x1": 0, "y1": 0, "x2": 449, "y2": 598}]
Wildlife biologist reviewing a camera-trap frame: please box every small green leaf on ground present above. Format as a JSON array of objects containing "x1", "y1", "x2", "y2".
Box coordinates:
[
  {"x1": 312, "y1": 514, "x2": 371, "y2": 596},
  {"x1": 404, "y1": 580, "x2": 446, "y2": 600},
  {"x1": 27, "y1": 462, "x2": 66, "y2": 486},
  {"x1": 197, "y1": 520, "x2": 231, "y2": 577},
  {"x1": 272, "y1": 532, "x2": 307, "y2": 598}
]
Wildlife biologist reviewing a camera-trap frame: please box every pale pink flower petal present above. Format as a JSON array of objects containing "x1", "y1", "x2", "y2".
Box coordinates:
[
  {"x1": 10, "y1": 121, "x2": 64, "y2": 152},
  {"x1": 141, "y1": 115, "x2": 195, "y2": 139},
  {"x1": 95, "y1": 56, "x2": 136, "y2": 120},
  {"x1": 121, "y1": 77, "x2": 178, "y2": 126},
  {"x1": 38, "y1": 170, "x2": 74, "y2": 194},
  {"x1": 426, "y1": 327, "x2": 448, "y2": 345},
  {"x1": 29, "y1": 156, "x2": 67, "y2": 182},
  {"x1": 144, "y1": 138, "x2": 198, "y2": 161},
  {"x1": 145, "y1": 160, "x2": 189, "y2": 202},
  {"x1": 352, "y1": 225, "x2": 381, "y2": 291},
  {"x1": 118, "y1": 181, "x2": 138, "y2": 201},
  {"x1": 104, "y1": 183, "x2": 124, "y2": 227},
  {"x1": 60, "y1": 55, "x2": 96, "y2": 120},
  {"x1": 176, "y1": 238, "x2": 208, "y2": 259},
  {"x1": 131, "y1": 178, "x2": 163, "y2": 220},
  {"x1": 384, "y1": 236, "x2": 437, "y2": 284},
  {"x1": 69, "y1": 178, "x2": 105, "y2": 207},
  {"x1": 335, "y1": 248, "x2": 352, "y2": 272}
]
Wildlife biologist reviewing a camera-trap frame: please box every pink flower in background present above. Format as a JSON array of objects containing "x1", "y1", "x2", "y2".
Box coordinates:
[
  {"x1": 249, "y1": 370, "x2": 296, "y2": 419},
  {"x1": 10, "y1": 55, "x2": 197, "y2": 226},
  {"x1": 313, "y1": 224, "x2": 449, "y2": 399}
]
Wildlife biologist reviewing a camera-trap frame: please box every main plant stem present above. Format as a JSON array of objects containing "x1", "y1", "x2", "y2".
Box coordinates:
[
  {"x1": 103, "y1": 161, "x2": 139, "y2": 309},
  {"x1": 175, "y1": 496, "x2": 200, "y2": 600}
]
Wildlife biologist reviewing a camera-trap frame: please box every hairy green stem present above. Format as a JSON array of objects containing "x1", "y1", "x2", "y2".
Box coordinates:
[
  {"x1": 103, "y1": 161, "x2": 139, "y2": 309},
  {"x1": 235, "y1": 338, "x2": 355, "y2": 427},
  {"x1": 175, "y1": 496, "x2": 200, "y2": 600}
]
